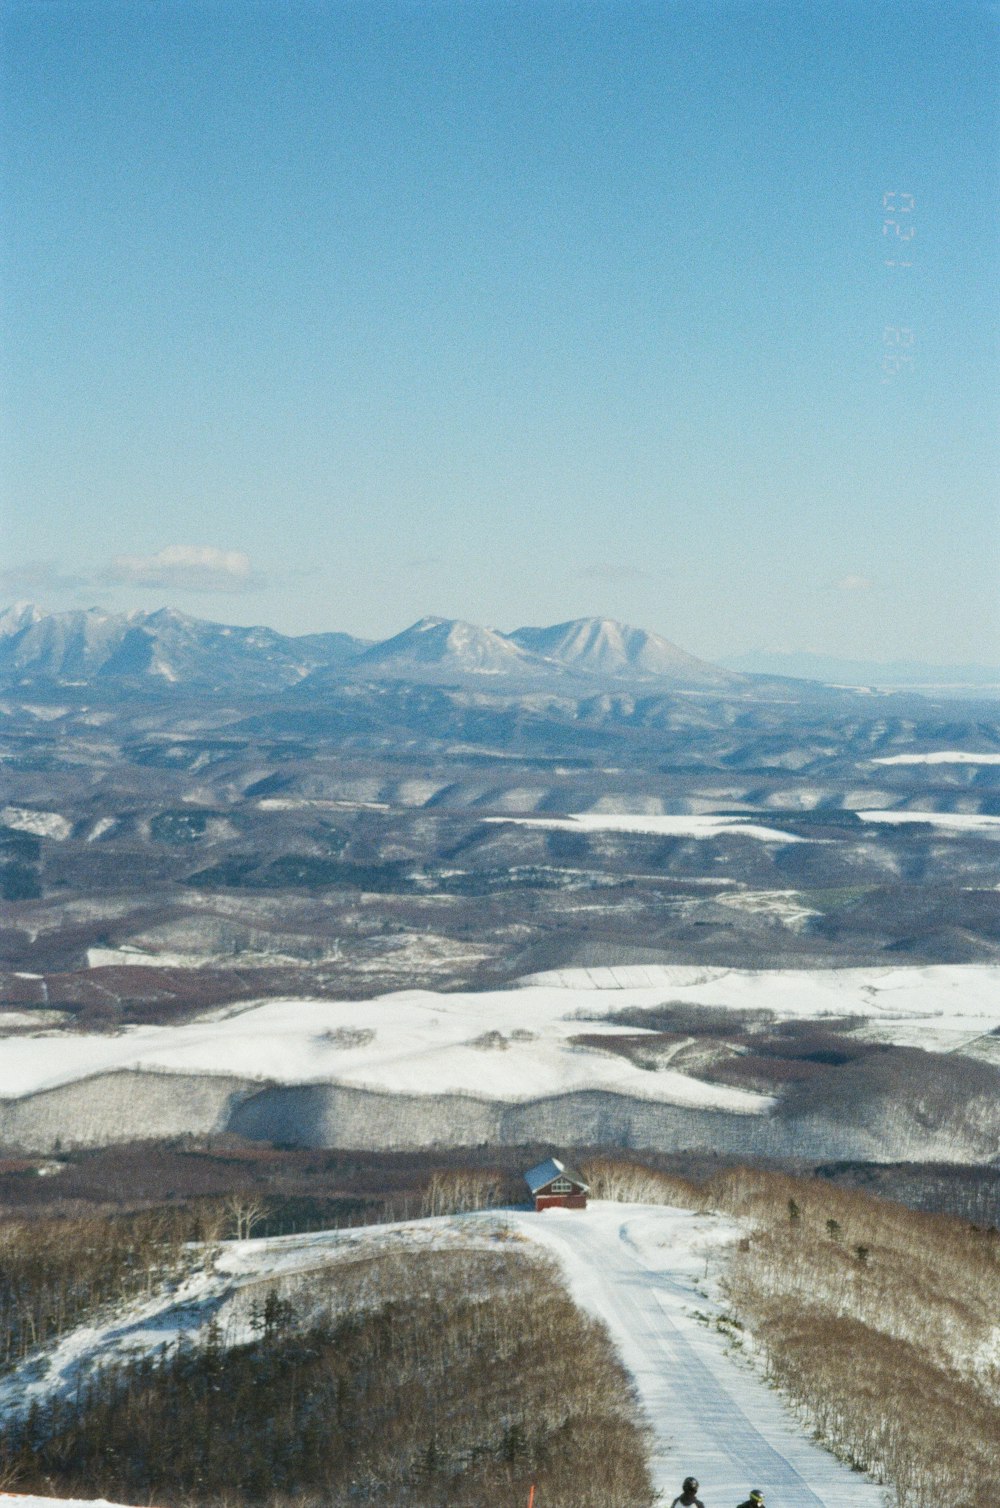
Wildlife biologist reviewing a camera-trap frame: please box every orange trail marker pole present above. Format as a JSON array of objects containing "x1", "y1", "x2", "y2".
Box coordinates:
[{"x1": 527, "y1": 1485, "x2": 536, "y2": 1508}]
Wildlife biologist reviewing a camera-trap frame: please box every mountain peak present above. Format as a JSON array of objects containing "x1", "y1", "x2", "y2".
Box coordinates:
[
  {"x1": 508, "y1": 616, "x2": 735, "y2": 685},
  {"x1": 0, "y1": 604, "x2": 744, "y2": 693},
  {"x1": 0, "y1": 601, "x2": 44, "y2": 633},
  {"x1": 359, "y1": 617, "x2": 538, "y2": 676}
]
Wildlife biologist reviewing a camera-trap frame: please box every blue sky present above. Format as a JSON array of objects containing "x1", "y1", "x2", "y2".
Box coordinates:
[{"x1": 2, "y1": 0, "x2": 997, "y2": 660}]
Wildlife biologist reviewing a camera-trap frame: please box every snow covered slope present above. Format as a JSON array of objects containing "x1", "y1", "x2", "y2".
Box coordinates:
[
  {"x1": 4, "y1": 965, "x2": 998, "y2": 1105},
  {"x1": 487, "y1": 812, "x2": 806, "y2": 842},
  {"x1": 2, "y1": 964, "x2": 997, "y2": 1157},
  {"x1": 858, "y1": 810, "x2": 1000, "y2": 832},
  {"x1": 510, "y1": 1204, "x2": 886, "y2": 1505},
  {"x1": 1, "y1": 1499, "x2": 137, "y2": 1508},
  {"x1": 355, "y1": 616, "x2": 541, "y2": 677},
  {"x1": 0, "y1": 983, "x2": 768, "y2": 1112},
  {"x1": 508, "y1": 615, "x2": 740, "y2": 685},
  {"x1": 872, "y1": 751, "x2": 1000, "y2": 765},
  {"x1": 0, "y1": 1206, "x2": 886, "y2": 1505}
]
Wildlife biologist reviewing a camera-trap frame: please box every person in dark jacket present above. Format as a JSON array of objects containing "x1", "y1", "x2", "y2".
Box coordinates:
[
  {"x1": 671, "y1": 1477, "x2": 705, "y2": 1508},
  {"x1": 737, "y1": 1492, "x2": 765, "y2": 1507}
]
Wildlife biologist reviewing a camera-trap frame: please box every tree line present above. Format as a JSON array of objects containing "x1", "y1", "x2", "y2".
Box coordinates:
[
  {"x1": 0, "y1": 1245, "x2": 653, "y2": 1508},
  {"x1": 582, "y1": 1156, "x2": 1000, "y2": 1508},
  {"x1": 0, "y1": 1206, "x2": 219, "y2": 1370}
]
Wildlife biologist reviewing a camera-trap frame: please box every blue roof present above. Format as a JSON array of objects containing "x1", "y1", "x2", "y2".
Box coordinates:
[{"x1": 524, "y1": 1157, "x2": 589, "y2": 1194}]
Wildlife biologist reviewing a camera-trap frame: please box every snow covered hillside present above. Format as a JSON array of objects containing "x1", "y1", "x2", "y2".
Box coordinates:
[
  {"x1": 510, "y1": 1205, "x2": 886, "y2": 1506},
  {"x1": 2, "y1": 965, "x2": 998, "y2": 1159},
  {"x1": 486, "y1": 812, "x2": 807, "y2": 842},
  {"x1": 0, "y1": 979, "x2": 772, "y2": 1110},
  {"x1": 1, "y1": 1499, "x2": 137, "y2": 1508},
  {"x1": 0, "y1": 1205, "x2": 884, "y2": 1506},
  {"x1": 5, "y1": 964, "x2": 997, "y2": 1103}
]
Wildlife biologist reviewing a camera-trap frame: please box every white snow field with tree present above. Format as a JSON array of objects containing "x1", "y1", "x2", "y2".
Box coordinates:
[{"x1": 0, "y1": 1162, "x2": 997, "y2": 1506}]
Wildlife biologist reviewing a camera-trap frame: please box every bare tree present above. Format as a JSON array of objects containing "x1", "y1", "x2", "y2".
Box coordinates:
[{"x1": 225, "y1": 1192, "x2": 268, "y2": 1241}]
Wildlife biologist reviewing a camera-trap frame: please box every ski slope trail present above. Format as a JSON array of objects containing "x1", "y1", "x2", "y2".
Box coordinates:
[
  {"x1": 509, "y1": 1204, "x2": 887, "y2": 1507},
  {"x1": 0, "y1": 1207, "x2": 888, "y2": 1506}
]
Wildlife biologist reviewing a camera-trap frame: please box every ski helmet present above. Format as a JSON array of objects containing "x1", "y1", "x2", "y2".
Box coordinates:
[{"x1": 683, "y1": 1480, "x2": 699, "y2": 1493}]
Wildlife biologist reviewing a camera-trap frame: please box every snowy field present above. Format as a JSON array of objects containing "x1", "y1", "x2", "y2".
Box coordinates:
[
  {"x1": 512, "y1": 1204, "x2": 887, "y2": 1506},
  {"x1": 857, "y1": 810, "x2": 1000, "y2": 831},
  {"x1": 2, "y1": 965, "x2": 999, "y2": 1106},
  {"x1": 0, "y1": 806, "x2": 72, "y2": 840},
  {"x1": 871, "y1": 751, "x2": 1000, "y2": 764},
  {"x1": 1, "y1": 1500, "x2": 129, "y2": 1508},
  {"x1": 486, "y1": 812, "x2": 805, "y2": 841},
  {"x1": 490, "y1": 807, "x2": 1000, "y2": 837},
  {"x1": 0, "y1": 1205, "x2": 888, "y2": 1507},
  {"x1": 0, "y1": 982, "x2": 769, "y2": 1113}
]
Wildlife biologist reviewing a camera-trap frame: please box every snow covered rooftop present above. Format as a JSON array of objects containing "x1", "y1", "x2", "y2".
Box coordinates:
[{"x1": 524, "y1": 1157, "x2": 589, "y2": 1194}]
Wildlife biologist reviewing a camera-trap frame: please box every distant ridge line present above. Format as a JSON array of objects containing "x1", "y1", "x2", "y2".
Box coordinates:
[{"x1": 0, "y1": 603, "x2": 747, "y2": 692}]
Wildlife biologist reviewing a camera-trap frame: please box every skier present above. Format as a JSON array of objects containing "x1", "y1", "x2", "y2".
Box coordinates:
[
  {"x1": 737, "y1": 1492, "x2": 765, "y2": 1507},
  {"x1": 671, "y1": 1477, "x2": 705, "y2": 1508}
]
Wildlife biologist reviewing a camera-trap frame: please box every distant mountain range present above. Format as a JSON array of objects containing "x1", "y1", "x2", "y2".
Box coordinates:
[
  {"x1": 0, "y1": 604, "x2": 748, "y2": 694},
  {"x1": 723, "y1": 649, "x2": 1000, "y2": 691},
  {"x1": 0, "y1": 603, "x2": 363, "y2": 692},
  {"x1": 5, "y1": 603, "x2": 995, "y2": 701},
  {"x1": 509, "y1": 617, "x2": 733, "y2": 684}
]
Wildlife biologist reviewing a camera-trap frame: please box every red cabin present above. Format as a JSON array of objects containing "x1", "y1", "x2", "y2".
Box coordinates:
[{"x1": 524, "y1": 1157, "x2": 589, "y2": 1211}]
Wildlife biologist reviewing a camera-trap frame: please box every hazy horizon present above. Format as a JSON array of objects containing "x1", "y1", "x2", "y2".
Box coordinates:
[{"x1": 3, "y1": 0, "x2": 997, "y2": 662}]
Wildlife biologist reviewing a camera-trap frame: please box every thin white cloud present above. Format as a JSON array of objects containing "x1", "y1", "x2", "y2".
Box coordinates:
[
  {"x1": 0, "y1": 559, "x2": 89, "y2": 595},
  {"x1": 835, "y1": 574, "x2": 875, "y2": 593},
  {"x1": 577, "y1": 563, "x2": 657, "y2": 584},
  {"x1": 102, "y1": 546, "x2": 263, "y2": 593}
]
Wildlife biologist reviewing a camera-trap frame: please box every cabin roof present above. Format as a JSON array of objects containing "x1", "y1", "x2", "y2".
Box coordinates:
[{"x1": 524, "y1": 1157, "x2": 589, "y2": 1195}]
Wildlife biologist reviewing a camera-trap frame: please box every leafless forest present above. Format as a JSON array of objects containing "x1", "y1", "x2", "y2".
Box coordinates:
[
  {"x1": 584, "y1": 1159, "x2": 1000, "y2": 1508},
  {"x1": 2, "y1": 1157, "x2": 998, "y2": 1507},
  {"x1": 1, "y1": 1243, "x2": 652, "y2": 1508}
]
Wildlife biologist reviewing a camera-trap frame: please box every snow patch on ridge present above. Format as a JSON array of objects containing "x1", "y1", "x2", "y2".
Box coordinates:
[
  {"x1": 872, "y1": 751, "x2": 1000, "y2": 765},
  {"x1": 0, "y1": 806, "x2": 72, "y2": 840},
  {"x1": 486, "y1": 812, "x2": 805, "y2": 842},
  {"x1": 858, "y1": 810, "x2": 1000, "y2": 832}
]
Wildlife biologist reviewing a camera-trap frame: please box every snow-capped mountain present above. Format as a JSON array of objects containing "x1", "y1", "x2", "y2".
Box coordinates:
[
  {"x1": 355, "y1": 616, "x2": 543, "y2": 678},
  {"x1": 509, "y1": 616, "x2": 737, "y2": 685},
  {"x1": 0, "y1": 603, "x2": 147, "y2": 682},
  {"x1": 0, "y1": 603, "x2": 752, "y2": 693},
  {"x1": 0, "y1": 604, "x2": 368, "y2": 691}
]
